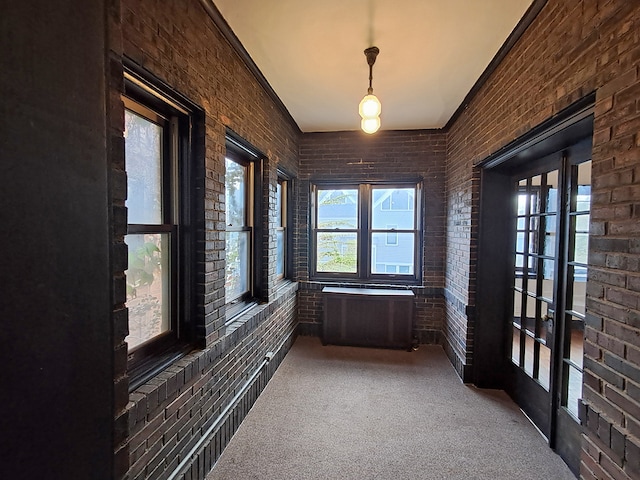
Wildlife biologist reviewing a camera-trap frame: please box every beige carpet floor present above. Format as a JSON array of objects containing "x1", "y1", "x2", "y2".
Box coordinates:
[{"x1": 208, "y1": 336, "x2": 576, "y2": 480}]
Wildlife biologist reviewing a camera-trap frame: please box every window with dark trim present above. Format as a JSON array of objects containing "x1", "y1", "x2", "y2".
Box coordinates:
[
  {"x1": 311, "y1": 181, "x2": 422, "y2": 283},
  {"x1": 123, "y1": 66, "x2": 198, "y2": 390},
  {"x1": 225, "y1": 134, "x2": 264, "y2": 318},
  {"x1": 276, "y1": 171, "x2": 292, "y2": 282}
]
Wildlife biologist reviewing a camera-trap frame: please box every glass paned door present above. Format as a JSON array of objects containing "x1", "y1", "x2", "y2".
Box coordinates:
[
  {"x1": 559, "y1": 160, "x2": 590, "y2": 419},
  {"x1": 508, "y1": 150, "x2": 591, "y2": 474},
  {"x1": 512, "y1": 170, "x2": 559, "y2": 395}
]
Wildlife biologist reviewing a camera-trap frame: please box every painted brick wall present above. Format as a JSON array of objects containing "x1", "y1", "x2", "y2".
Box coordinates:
[
  {"x1": 107, "y1": 0, "x2": 130, "y2": 476},
  {"x1": 297, "y1": 130, "x2": 446, "y2": 343},
  {"x1": 113, "y1": 0, "x2": 301, "y2": 478},
  {"x1": 446, "y1": 1, "x2": 640, "y2": 478}
]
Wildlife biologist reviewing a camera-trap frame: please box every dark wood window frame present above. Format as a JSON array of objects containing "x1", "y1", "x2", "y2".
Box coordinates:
[
  {"x1": 123, "y1": 62, "x2": 201, "y2": 391},
  {"x1": 310, "y1": 179, "x2": 423, "y2": 285},
  {"x1": 224, "y1": 132, "x2": 265, "y2": 321},
  {"x1": 276, "y1": 169, "x2": 294, "y2": 283}
]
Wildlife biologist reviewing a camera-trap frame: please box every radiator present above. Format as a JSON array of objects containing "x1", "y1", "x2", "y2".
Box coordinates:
[{"x1": 322, "y1": 287, "x2": 414, "y2": 349}]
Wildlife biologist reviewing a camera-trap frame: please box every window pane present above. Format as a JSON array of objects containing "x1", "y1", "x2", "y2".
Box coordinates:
[
  {"x1": 543, "y1": 215, "x2": 556, "y2": 257},
  {"x1": 515, "y1": 253, "x2": 524, "y2": 269},
  {"x1": 225, "y1": 158, "x2": 246, "y2": 227},
  {"x1": 576, "y1": 185, "x2": 591, "y2": 212},
  {"x1": 573, "y1": 233, "x2": 589, "y2": 264},
  {"x1": 316, "y1": 232, "x2": 357, "y2": 272},
  {"x1": 225, "y1": 231, "x2": 249, "y2": 301},
  {"x1": 276, "y1": 230, "x2": 284, "y2": 277},
  {"x1": 512, "y1": 326, "x2": 521, "y2": 364},
  {"x1": 538, "y1": 343, "x2": 551, "y2": 391},
  {"x1": 517, "y1": 193, "x2": 527, "y2": 215},
  {"x1": 545, "y1": 170, "x2": 558, "y2": 213},
  {"x1": 317, "y1": 189, "x2": 358, "y2": 228},
  {"x1": 372, "y1": 188, "x2": 415, "y2": 228},
  {"x1": 125, "y1": 109, "x2": 163, "y2": 224},
  {"x1": 565, "y1": 364, "x2": 582, "y2": 419},
  {"x1": 571, "y1": 272, "x2": 587, "y2": 315},
  {"x1": 524, "y1": 334, "x2": 534, "y2": 377},
  {"x1": 276, "y1": 181, "x2": 283, "y2": 227},
  {"x1": 575, "y1": 213, "x2": 589, "y2": 231},
  {"x1": 371, "y1": 233, "x2": 414, "y2": 274},
  {"x1": 125, "y1": 233, "x2": 170, "y2": 350},
  {"x1": 569, "y1": 316, "x2": 584, "y2": 368},
  {"x1": 515, "y1": 232, "x2": 525, "y2": 253},
  {"x1": 513, "y1": 290, "x2": 523, "y2": 326}
]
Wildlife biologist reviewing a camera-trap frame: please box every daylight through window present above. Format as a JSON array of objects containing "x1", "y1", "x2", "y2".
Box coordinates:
[{"x1": 312, "y1": 182, "x2": 421, "y2": 283}]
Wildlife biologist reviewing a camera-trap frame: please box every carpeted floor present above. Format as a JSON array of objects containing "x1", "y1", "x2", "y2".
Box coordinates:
[{"x1": 208, "y1": 336, "x2": 576, "y2": 480}]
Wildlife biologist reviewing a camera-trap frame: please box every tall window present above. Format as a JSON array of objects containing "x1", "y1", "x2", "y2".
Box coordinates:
[
  {"x1": 124, "y1": 99, "x2": 172, "y2": 350},
  {"x1": 123, "y1": 69, "x2": 197, "y2": 389},
  {"x1": 276, "y1": 177, "x2": 287, "y2": 280},
  {"x1": 225, "y1": 134, "x2": 263, "y2": 316},
  {"x1": 225, "y1": 154, "x2": 251, "y2": 303},
  {"x1": 311, "y1": 182, "x2": 421, "y2": 283}
]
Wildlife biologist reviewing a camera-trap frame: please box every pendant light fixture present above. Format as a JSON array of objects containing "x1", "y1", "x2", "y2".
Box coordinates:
[{"x1": 359, "y1": 46, "x2": 381, "y2": 134}]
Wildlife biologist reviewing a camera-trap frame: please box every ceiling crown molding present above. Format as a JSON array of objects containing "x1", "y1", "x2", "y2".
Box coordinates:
[
  {"x1": 444, "y1": 0, "x2": 548, "y2": 131},
  {"x1": 199, "y1": 0, "x2": 301, "y2": 133}
]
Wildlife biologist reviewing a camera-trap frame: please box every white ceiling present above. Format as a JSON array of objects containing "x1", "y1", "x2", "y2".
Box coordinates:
[{"x1": 213, "y1": 0, "x2": 533, "y2": 132}]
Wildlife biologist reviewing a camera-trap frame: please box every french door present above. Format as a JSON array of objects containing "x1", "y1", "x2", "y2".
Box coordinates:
[{"x1": 508, "y1": 144, "x2": 591, "y2": 474}]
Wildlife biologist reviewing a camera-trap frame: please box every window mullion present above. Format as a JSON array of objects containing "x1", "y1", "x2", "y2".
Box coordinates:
[{"x1": 360, "y1": 184, "x2": 370, "y2": 279}]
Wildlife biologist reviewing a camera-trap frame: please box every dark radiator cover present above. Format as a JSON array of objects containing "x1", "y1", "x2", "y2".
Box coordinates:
[{"x1": 322, "y1": 287, "x2": 414, "y2": 349}]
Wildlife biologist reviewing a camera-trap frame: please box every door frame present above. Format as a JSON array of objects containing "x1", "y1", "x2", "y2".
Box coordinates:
[{"x1": 473, "y1": 94, "x2": 594, "y2": 474}]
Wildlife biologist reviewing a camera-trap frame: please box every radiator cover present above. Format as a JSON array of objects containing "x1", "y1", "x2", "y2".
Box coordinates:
[{"x1": 322, "y1": 287, "x2": 414, "y2": 349}]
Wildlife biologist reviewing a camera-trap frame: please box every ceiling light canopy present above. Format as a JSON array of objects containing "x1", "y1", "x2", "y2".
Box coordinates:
[{"x1": 359, "y1": 46, "x2": 381, "y2": 134}]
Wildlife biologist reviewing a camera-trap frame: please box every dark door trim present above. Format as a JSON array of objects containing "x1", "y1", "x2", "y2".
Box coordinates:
[
  {"x1": 474, "y1": 95, "x2": 594, "y2": 472},
  {"x1": 479, "y1": 92, "x2": 595, "y2": 171},
  {"x1": 474, "y1": 94, "x2": 595, "y2": 388}
]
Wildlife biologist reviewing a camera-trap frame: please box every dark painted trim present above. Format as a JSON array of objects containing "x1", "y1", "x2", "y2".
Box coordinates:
[
  {"x1": 199, "y1": 0, "x2": 301, "y2": 134},
  {"x1": 444, "y1": 0, "x2": 548, "y2": 131},
  {"x1": 479, "y1": 92, "x2": 595, "y2": 170}
]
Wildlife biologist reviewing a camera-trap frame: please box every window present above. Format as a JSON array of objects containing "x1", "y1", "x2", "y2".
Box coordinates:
[
  {"x1": 225, "y1": 134, "x2": 263, "y2": 317},
  {"x1": 225, "y1": 155, "x2": 251, "y2": 303},
  {"x1": 276, "y1": 173, "x2": 291, "y2": 281},
  {"x1": 311, "y1": 182, "x2": 421, "y2": 283},
  {"x1": 123, "y1": 67, "x2": 198, "y2": 389}
]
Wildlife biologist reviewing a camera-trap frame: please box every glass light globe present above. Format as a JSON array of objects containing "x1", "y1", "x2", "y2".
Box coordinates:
[
  {"x1": 361, "y1": 116, "x2": 381, "y2": 134},
  {"x1": 359, "y1": 94, "x2": 381, "y2": 118}
]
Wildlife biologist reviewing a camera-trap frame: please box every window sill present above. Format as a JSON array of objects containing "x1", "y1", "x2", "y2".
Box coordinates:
[
  {"x1": 224, "y1": 281, "x2": 298, "y2": 338},
  {"x1": 224, "y1": 301, "x2": 260, "y2": 333},
  {"x1": 128, "y1": 342, "x2": 193, "y2": 392}
]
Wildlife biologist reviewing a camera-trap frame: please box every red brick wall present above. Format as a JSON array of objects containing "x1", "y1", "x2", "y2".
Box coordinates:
[
  {"x1": 297, "y1": 130, "x2": 446, "y2": 343},
  {"x1": 114, "y1": 0, "x2": 301, "y2": 478},
  {"x1": 446, "y1": 1, "x2": 640, "y2": 478}
]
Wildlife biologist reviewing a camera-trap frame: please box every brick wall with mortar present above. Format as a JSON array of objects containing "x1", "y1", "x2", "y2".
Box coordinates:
[
  {"x1": 297, "y1": 130, "x2": 446, "y2": 344},
  {"x1": 446, "y1": 1, "x2": 640, "y2": 478},
  {"x1": 113, "y1": 0, "x2": 301, "y2": 478}
]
